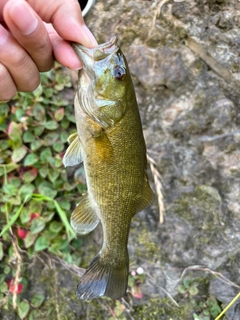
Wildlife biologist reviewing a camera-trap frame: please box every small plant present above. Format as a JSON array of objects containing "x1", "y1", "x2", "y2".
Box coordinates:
[
  {"x1": 178, "y1": 276, "x2": 199, "y2": 298},
  {"x1": 0, "y1": 64, "x2": 86, "y2": 318},
  {"x1": 128, "y1": 267, "x2": 146, "y2": 299},
  {"x1": 193, "y1": 296, "x2": 222, "y2": 320}
]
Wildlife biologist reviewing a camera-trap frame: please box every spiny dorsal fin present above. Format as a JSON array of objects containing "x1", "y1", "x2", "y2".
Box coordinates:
[
  {"x1": 67, "y1": 132, "x2": 78, "y2": 144},
  {"x1": 63, "y1": 133, "x2": 84, "y2": 167},
  {"x1": 136, "y1": 177, "x2": 155, "y2": 214},
  {"x1": 71, "y1": 193, "x2": 100, "y2": 234}
]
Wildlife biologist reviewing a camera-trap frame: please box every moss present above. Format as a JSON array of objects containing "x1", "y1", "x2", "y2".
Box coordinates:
[
  {"x1": 174, "y1": 184, "x2": 223, "y2": 227},
  {"x1": 135, "y1": 229, "x2": 161, "y2": 262},
  {"x1": 133, "y1": 297, "x2": 193, "y2": 320}
]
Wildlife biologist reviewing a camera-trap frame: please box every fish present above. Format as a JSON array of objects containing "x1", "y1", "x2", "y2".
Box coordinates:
[{"x1": 63, "y1": 36, "x2": 154, "y2": 300}]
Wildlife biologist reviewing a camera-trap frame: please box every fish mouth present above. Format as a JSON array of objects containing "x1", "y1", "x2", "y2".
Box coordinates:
[{"x1": 72, "y1": 36, "x2": 118, "y2": 67}]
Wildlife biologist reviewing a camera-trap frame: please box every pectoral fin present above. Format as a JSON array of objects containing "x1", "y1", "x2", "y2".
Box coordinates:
[
  {"x1": 71, "y1": 193, "x2": 100, "y2": 234},
  {"x1": 63, "y1": 132, "x2": 84, "y2": 167},
  {"x1": 136, "y1": 177, "x2": 155, "y2": 214}
]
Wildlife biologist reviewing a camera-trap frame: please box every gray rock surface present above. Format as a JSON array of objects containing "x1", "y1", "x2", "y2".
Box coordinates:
[{"x1": 86, "y1": 0, "x2": 240, "y2": 317}]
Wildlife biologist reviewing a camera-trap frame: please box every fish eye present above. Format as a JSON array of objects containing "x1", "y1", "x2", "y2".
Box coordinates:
[{"x1": 113, "y1": 66, "x2": 126, "y2": 80}]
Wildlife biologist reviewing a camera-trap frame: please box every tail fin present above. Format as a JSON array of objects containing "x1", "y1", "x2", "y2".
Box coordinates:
[{"x1": 76, "y1": 254, "x2": 129, "y2": 300}]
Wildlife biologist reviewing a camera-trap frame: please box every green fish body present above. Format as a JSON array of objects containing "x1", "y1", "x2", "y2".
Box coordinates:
[{"x1": 63, "y1": 37, "x2": 154, "y2": 300}]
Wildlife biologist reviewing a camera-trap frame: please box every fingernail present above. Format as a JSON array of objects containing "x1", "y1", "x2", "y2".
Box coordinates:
[
  {"x1": 0, "y1": 24, "x2": 9, "y2": 45},
  {"x1": 82, "y1": 25, "x2": 98, "y2": 47},
  {"x1": 10, "y1": 2, "x2": 38, "y2": 35}
]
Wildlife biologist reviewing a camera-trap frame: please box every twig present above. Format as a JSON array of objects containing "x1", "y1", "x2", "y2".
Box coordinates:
[
  {"x1": 41, "y1": 252, "x2": 85, "y2": 277},
  {"x1": 149, "y1": 0, "x2": 170, "y2": 36},
  {"x1": 147, "y1": 273, "x2": 180, "y2": 307},
  {"x1": 177, "y1": 265, "x2": 240, "y2": 289},
  {"x1": 147, "y1": 153, "x2": 165, "y2": 224},
  {"x1": 11, "y1": 236, "x2": 22, "y2": 309},
  {"x1": 186, "y1": 36, "x2": 232, "y2": 84},
  {"x1": 120, "y1": 298, "x2": 135, "y2": 320}
]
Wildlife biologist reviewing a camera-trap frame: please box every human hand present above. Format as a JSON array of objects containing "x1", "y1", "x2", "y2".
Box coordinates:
[{"x1": 0, "y1": 0, "x2": 97, "y2": 101}]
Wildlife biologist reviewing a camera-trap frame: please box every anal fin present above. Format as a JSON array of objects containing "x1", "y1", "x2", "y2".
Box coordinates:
[
  {"x1": 136, "y1": 177, "x2": 155, "y2": 214},
  {"x1": 71, "y1": 193, "x2": 100, "y2": 234}
]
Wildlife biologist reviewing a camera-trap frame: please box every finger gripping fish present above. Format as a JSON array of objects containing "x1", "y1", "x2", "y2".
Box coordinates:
[{"x1": 63, "y1": 36, "x2": 154, "y2": 300}]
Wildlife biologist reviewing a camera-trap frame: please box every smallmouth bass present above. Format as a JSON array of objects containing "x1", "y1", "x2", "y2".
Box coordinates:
[{"x1": 63, "y1": 36, "x2": 154, "y2": 300}]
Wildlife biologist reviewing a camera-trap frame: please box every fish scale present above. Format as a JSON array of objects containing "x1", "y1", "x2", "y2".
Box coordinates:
[{"x1": 63, "y1": 36, "x2": 154, "y2": 300}]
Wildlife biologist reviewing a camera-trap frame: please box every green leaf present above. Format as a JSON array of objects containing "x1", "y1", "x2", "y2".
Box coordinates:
[
  {"x1": 210, "y1": 305, "x2": 221, "y2": 317},
  {"x1": 29, "y1": 310, "x2": 39, "y2": 320},
  {"x1": 0, "y1": 274, "x2": 5, "y2": 284},
  {"x1": 44, "y1": 88, "x2": 54, "y2": 98},
  {"x1": 33, "y1": 125, "x2": 44, "y2": 136},
  {"x1": 39, "y1": 167, "x2": 49, "y2": 178},
  {"x1": 44, "y1": 120, "x2": 58, "y2": 130},
  {"x1": 30, "y1": 139, "x2": 42, "y2": 151},
  {"x1": 178, "y1": 285, "x2": 186, "y2": 294},
  {"x1": 11, "y1": 146, "x2": 27, "y2": 163},
  {"x1": 54, "y1": 155, "x2": 63, "y2": 168},
  {"x1": 0, "y1": 281, "x2": 8, "y2": 293},
  {"x1": 43, "y1": 132, "x2": 59, "y2": 146},
  {"x1": 0, "y1": 139, "x2": 9, "y2": 151},
  {"x1": 23, "y1": 168, "x2": 38, "y2": 183},
  {"x1": 3, "y1": 183, "x2": 18, "y2": 196},
  {"x1": 53, "y1": 141, "x2": 64, "y2": 152},
  {"x1": 183, "y1": 277, "x2": 191, "y2": 289},
  {"x1": 19, "y1": 184, "x2": 35, "y2": 198},
  {"x1": 48, "y1": 169, "x2": 60, "y2": 183},
  {"x1": 4, "y1": 265, "x2": 11, "y2": 274},
  {"x1": 48, "y1": 243, "x2": 61, "y2": 255},
  {"x1": 0, "y1": 163, "x2": 19, "y2": 176},
  {"x1": 30, "y1": 218, "x2": 46, "y2": 234},
  {"x1": 24, "y1": 231, "x2": 38, "y2": 248},
  {"x1": 24, "y1": 153, "x2": 39, "y2": 166},
  {"x1": 20, "y1": 208, "x2": 31, "y2": 224},
  {"x1": 59, "y1": 200, "x2": 71, "y2": 211},
  {"x1": 18, "y1": 300, "x2": 30, "y2": 319},
  {"x1": 34, "y1": 236, "x2": 50, "y2": 251},
  {"x1": 33, "y1": 103, "x2": 45, "y2": 121},
  {"x1": 54, "y1": 108, "x2": 65, "y2": 121},
  {"x1": 49, "y1": 221, "x2": 63, "y2": 233},
  {"x1": 40, "y1": 148, "x2": 52, "y2": 162},
  {"x1": 66, "y1": 114, "x2": 76, "y2": 123},
  {"x1": 8, "y1": 176, "x2": 21, "y2": 187},
  {"x1": 41, "y1": 211, "x2": 54, "y2": 222},
  {"x1": 15, "y1": 109, "x2": 26, "y2": 121},
  {"x1": 189, "y1": 285, "x2": 199, "y2": 296},
  {"x1": 60, "y1": 131, "x2": 69, "y2": 143},
  {"x1": 31, "y1": 294, "x2": 45, "y2": 308},
  {"x1": 61, "y1": 118, "x2": 70, "y2": 129},
  {"x1": 23, "y1": 131, "x2": 35, "y2": 143},
  {"x1": 8, "y1": 121, "x2": 22, "y2": 147},
  {"x1": 38, "y1": 184, "x2": 57, "y2": 199}
]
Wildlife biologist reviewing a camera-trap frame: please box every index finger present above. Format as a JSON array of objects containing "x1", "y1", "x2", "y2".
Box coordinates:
[
  {"x1": 0, "y1": 0, "x2": 8, "y2": 20},
  {"x1": 26, "y1": 0, "x2": 97, "y2": 47}
]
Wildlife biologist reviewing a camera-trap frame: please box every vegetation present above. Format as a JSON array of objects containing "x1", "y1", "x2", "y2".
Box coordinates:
[{"x1": 0, "y1": 65, "x2": 85, "y2": 318}]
